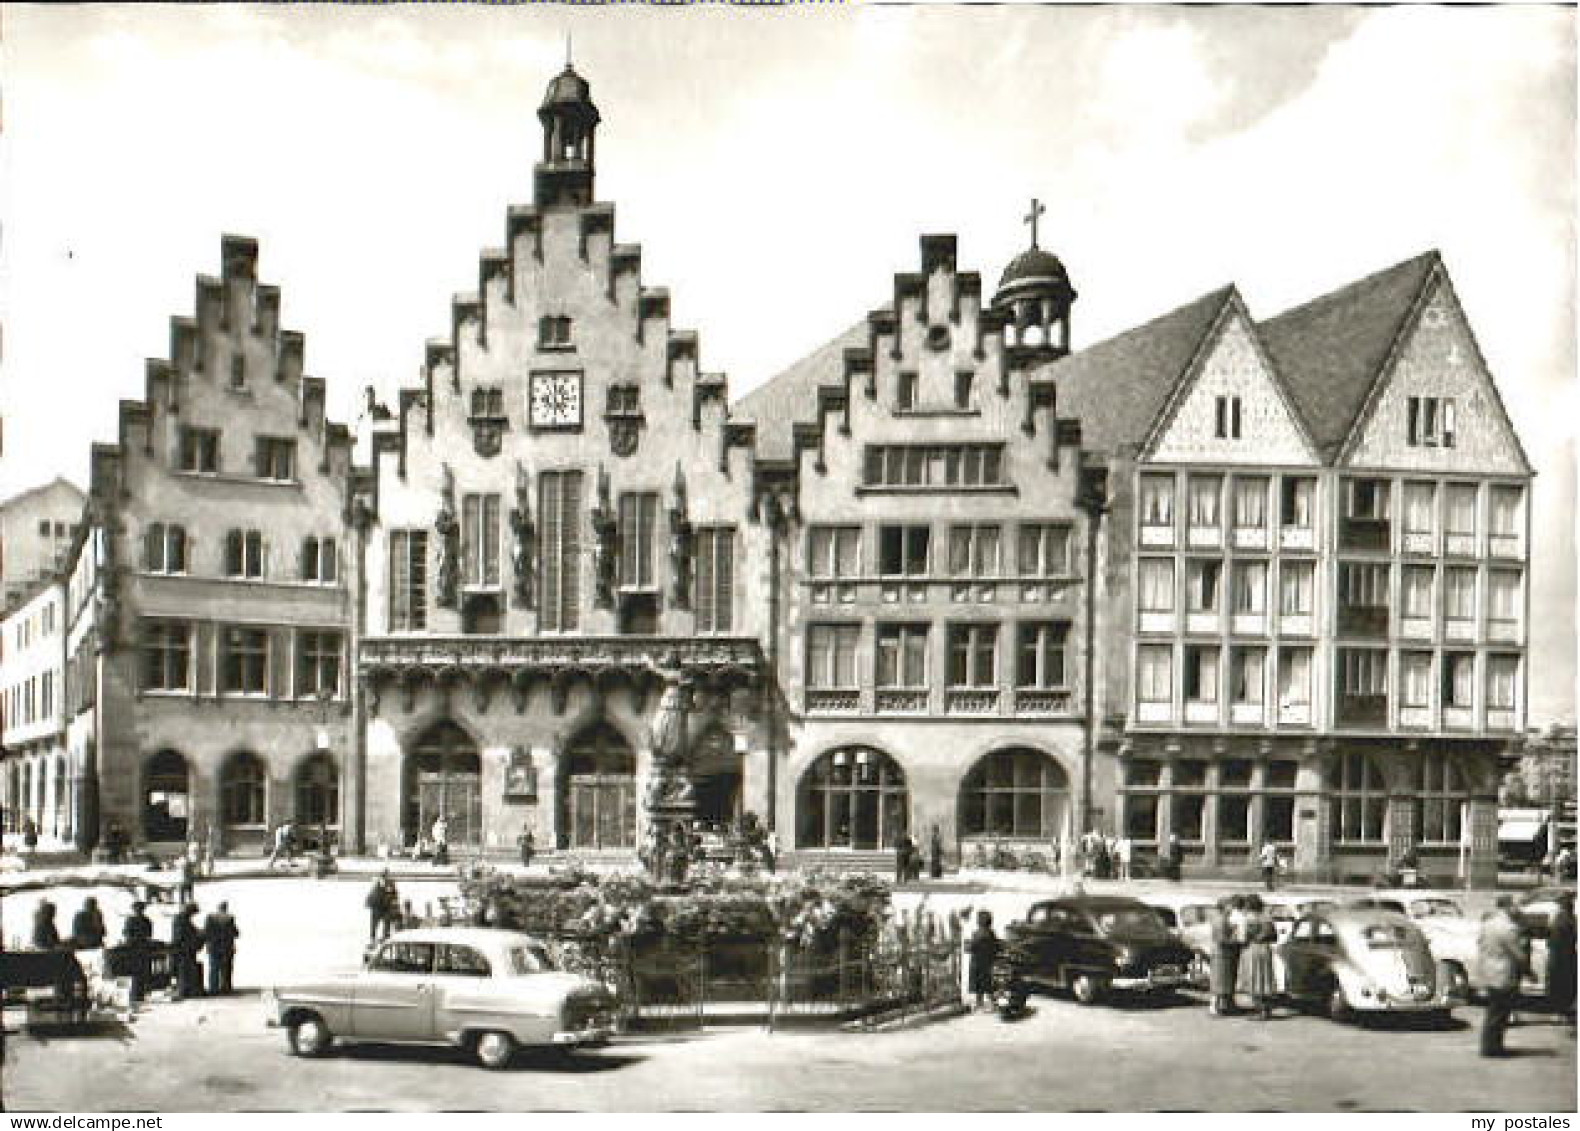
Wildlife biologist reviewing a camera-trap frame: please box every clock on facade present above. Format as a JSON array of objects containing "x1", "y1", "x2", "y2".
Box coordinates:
[{"x1": 529, "y1": 371, "x2": 583, "y2": 429}]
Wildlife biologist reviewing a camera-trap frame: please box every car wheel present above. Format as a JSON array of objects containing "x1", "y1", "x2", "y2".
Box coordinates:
[
  {"x1": 288, "y1": 1013, "x2": 333, "y2": 1058},
  {"x1": 1071, "y1": 973, "x2": 1108, "y2": 1005},
  {"x1": 475, "y1": 1030, "x2": 517, "y2": 1071},
  {"x1": 1327, "y1": 984, "x2": 1355, "y2": 1025}
]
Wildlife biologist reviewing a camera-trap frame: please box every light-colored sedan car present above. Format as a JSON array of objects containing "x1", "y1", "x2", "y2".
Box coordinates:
[
  {"x1": 1344, "y1": 895, "x2": 1478, "y2": 997},
  {"x1": 264, "y1": 928, "x2": 619, "y2": 1069}
]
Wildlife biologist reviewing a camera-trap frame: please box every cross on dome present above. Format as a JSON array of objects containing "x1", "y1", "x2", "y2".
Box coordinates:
[{"x1": 1024, "y1": 197, "x2": 1047, "y2": 249}]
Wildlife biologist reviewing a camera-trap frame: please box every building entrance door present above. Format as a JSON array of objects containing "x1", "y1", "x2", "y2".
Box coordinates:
[
  {"x1": 561, "y1": 722, "x2": 636, "y2": 850},
  {"x1": 406, "y1": 721, "x2": 482, "y2": 847}
]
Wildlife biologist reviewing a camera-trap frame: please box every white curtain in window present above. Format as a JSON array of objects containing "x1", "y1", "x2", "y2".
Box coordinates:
[
  {"x1": 1188, "y1": 477, "x2": 1220, "y2": 526},
  {"x1": 1234, "y1": 479, "x2": 1267, "y2": 528},
  {"x1": 1403, "y1": 653, "x2": 1432, "y2": 707},
  {"x1": 1404, "y1": 482, "x2": 1436, "y2": 534},
  {"x1": 1139, "y1": 560, "x2": 1174, "y2": 611}
]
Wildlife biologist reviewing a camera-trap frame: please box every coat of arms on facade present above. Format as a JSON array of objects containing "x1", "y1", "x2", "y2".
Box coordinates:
[{"x1": 470, "y1": 416, "x2": 506, "y2": 458}]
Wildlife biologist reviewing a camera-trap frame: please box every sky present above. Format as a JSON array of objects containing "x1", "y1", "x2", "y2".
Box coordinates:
[{"x1": 0, "y1": 4, "x2": 1573, "y2": 723}]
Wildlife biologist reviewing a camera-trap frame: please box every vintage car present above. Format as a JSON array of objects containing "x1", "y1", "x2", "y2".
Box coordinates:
[
  {"x1": 1260, "y1": 894, "x2": 1338, "y2": 943},
  {"x1": 1136, "y1": 891, "x2": 1219, "y2": 987},
  {"x1": 998, "y1": 895, "x2": 1195, "y2": 1004},
  {"x1": 264, "y1": 928, "x2": 619, "y2": 1069},
  {"x1": 1342, "y1": 894, "x2": 1478, "y2": 997},
  {"x1": 1280, "y1": 907, "x2": 1457, "y2": 1022}
]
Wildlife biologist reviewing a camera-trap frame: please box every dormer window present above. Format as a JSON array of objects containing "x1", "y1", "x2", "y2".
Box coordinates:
[
  {"x1": 1214, "y1": 395, "x2": 1243, "y2": 439},
  {"x1": 539, "y1": 316, "x2": 574, "y2": 349},
  {"x1": 1407, "y1": 396, "x2": 1456, "y2": 447}
]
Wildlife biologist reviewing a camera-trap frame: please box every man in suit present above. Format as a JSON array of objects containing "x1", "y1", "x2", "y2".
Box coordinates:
[
  {"x1": 122, "y1": 901, "x2": 154, "y2": 1004},
  {"x1": 203, "y1": 902, "x2": 240, "y2": 995},
  {"x1": 170, "y1": 902, "x2": 205, "y2": 1001},
  {"x1": 1477, "y1": 895, "x2": 1531, "y2": 1057}
]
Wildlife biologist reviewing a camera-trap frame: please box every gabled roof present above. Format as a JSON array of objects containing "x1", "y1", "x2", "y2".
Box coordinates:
[
  {"x1": 0, "y1": 475, "x2": 85, "y2": 517},
  {"x1": 1050, "y1": 286, "x2": 1236, "y2": 454},
  {"x1": 731, "y1": 317, "x2": 872, "y2": 463},
  {"x1": 1259, "y1": 250, "x2": 1439, "y2": 457}
]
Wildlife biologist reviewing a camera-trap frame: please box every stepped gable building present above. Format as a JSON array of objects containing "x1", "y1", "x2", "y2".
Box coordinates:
[
  {"x1": 1058, "y1": 252, "x2": 1530, "y2": 885},
  {"x1": 76, "y1": 236, "x2": 357, "y2": 853},
  {"x1": 357, "y1": 65, "x2": 767, "y2": 856},
  {"x1": 734, "y1": 207, "x2": 1103, "y2": 864}
]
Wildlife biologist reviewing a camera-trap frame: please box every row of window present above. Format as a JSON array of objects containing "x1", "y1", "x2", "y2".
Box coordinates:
[
  {"x1": 807, "y1": 522, "x2": 1073, "y2": 580},
  {"x1": 806, "y1": 620, "x2": 1071, "y2": 692},
  {"x1": 1136, "y1": 557, "x2": 1522, "y2": 623},
  {"x1": 143, "y1": 524, "x2": 339, "y2": 583},
  {"x1": 3, "y1": 671, "x2": 55, "y2": 731},
  {"x1": 176, "y1": 429, "x2": 299, "y2": 480},
  {"x1": 862, "y1": 444, "x2": 1007, "y2": 489},
  {"x1": 140, "y1": 620, "x2": 343, "y2": 698},
  {"x1": 137, "y1": 748, "x2": 340, "y2": 832},
  {"x1": 1136, "y1": 644, "x2": 1520, "y2": 712},
  {"x1": 1121, "y1": 751, "x2": 1469, "y2": 846},
  {"x1": 1138, "y1": 472, "x2": 1524, "y2": 541},
  {"x1": 10, "y1": 600, "x2": 59, "y2": 650},
  {"x1": 468, "y1": 379, "x2": 636, "y2": 422},
  {"x1": 893, "y1": 370, "x2": 978, "y2": 412}
]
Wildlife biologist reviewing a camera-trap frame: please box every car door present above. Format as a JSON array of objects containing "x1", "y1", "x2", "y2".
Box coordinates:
[
  {"x1": 354, "y1": 940, "x2": 438, "y2": 1040},
  {"x1": 1282, "y1": 916, "x2": 1336, "y2": 1000},
  {"x1": 1063, "y1": 909, "x2": 1108, "y2": 979},
  {"x1": 431, "y1": 943, "x2": 495, "y2": 1038},
  {"x1": 1016, "y1": 904, "x2": 1061, "y2": 983}
]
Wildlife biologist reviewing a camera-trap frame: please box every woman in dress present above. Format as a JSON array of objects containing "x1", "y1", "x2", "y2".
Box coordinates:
[
  {"x1": 966, "y1": 909, "x2": 1002, "y2": 1011},
  {"x1": 1238, "y1": 895, "x2": 1279, "y2": 1020}
]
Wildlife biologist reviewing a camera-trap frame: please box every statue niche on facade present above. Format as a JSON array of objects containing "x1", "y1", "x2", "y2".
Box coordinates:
[
  {"x1": 509, "y1": 461, "x2": 535, "y2": 609},
  {"x1": 435, "y1": 463, "x2": 460, "y2": 609}
]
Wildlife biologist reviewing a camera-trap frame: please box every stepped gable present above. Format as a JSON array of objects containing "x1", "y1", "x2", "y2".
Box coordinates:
[
  {"x1": 1258, "y1": 250, "x2": 1439, "y2": 458},
  {"x1": 1049, "y1": 285, "x2": 1236, "y2": 455},
  {"x1": 732, "y1": 318, "x2": 872, "y2": 465}
]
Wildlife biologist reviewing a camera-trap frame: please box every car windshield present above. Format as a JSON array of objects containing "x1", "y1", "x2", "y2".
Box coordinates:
[
  {"x1": 1094, "y1": 908, "x2": 1169, "y2": 936},
  {"x1": 1359, "y1": 922, "x2": 1411, "y2": 948},
  {"x1": 505, "y1": 944, "x2": 556, "y2": 975},
  {"x1": 1409, "y1": 898, "x2": 1463, "y2": 918},
  {"x1": 1298, "y1": 900, "x2": 1336, "y2": 916}
]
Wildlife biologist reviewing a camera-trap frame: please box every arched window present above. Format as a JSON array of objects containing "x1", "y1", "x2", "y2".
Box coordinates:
[
  {"x1": 959, "y1": 748, "x2": 1069, "y2": 840},
  {"x1": 561, "y1": 722, "x2": 636, "y2": 850},
  {"x1": 143, "y1": 749, "x2": 190, "y2": 841},
  {"x1": 797, "y1": 747, "x2": 908, "y2": 850},
  {"x1": 1329, "y1": 751, "x2": 1387, "y2": 844},
  {"x1": 295, "y1": 754, "x2": 340, "y2": 829},
  {"x1": 220, "y1": 751, "x2": 268, "y2": 827},
  {"x1": 1416, "y1": 753, "x2": 1469, "y2": 845}
]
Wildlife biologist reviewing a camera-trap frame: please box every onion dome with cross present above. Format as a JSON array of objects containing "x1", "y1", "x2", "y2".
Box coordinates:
[{"x1": 992, "y1": 198, "x2": 1077, "y2": 356}]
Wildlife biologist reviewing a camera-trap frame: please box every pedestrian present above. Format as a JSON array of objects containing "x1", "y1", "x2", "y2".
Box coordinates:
[
  {"x1": 71, "y1": 896, "x2": 107, "y2": 950},
  {"x1": 204, "y1": 824, "x2": 220, "y2": 877},
  {"x1": 431, "y1": 816, "x2": 450, "y2": 865},
  {"x1": 268, "y1": 821, "x2": 295, "y2": 870},
  {"x1": 1546, "y1": 892, "x2": 1575, "y2": 1027},
  {"x1": 203, "y1": 901, "x2": 239, "y2": 995},
  {"x1": 929, "y1": 825, "x2": 945, "y2": 880},
  {"x1": 104, "y1": 820, "x2": 129, "y2": 864},
  {"x1": 1259, "y1": 841, "x2": 1280, "y2": 892},
  {"x1": 517, "y1": 827, "x2": 535, "y2": 868},
  {"x1": 119, "y1": 900, "x2": 154, "y2": 1004},
  {"x1": 966, "y1": 909, "x2": 1002, "y2": 1011},
  {"x1": 31, "y1": 899, "x2": 61, "y2": 950},
  {"x1": 171, "y1": 901, "x2": 204, "y2": 1001},
  {"x1": 1115, "y1": 835, "x2": 1133, "y2": 882},
  {"x1": 177, "y1": 850, "x2": 198, "y2": 905},
  {"x1": 1476, "y1": 895, "x2": 1531, "y2": 1057},
  {"x1": 895, "y1": 836, "x2": 911, "y2": 884},
  {"x1": 366, "y1": 870, "x2": 397, "y2": 941},
  {"x1": 1165, "y1": 833, "x2": 1183, "y2": 882},
  {"x1": 763, "y1": 828, "x2": 779, "y2": 874},
  {"x1": 1209, "y1": 896, "x2": 1242, "y2": 1016},
  {"x1": 1238, "y1": 897, "x2": 1278, "y2": 1020}
]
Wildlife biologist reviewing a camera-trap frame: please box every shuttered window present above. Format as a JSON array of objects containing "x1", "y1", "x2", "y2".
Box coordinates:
[
  {"x1": 540, "y1": 472, "x2": 583, "y2": 632},
  {"x1": 694, "y1": 526, "x2": 735, "y2": 633},
  {"x1": 618, "y1": 493, "x2": 659, "y2": 589}
]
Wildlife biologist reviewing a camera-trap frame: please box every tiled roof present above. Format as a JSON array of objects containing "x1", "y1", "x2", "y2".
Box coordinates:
[
  {"x1": 731, "y1": 317, "x2": 872, "y2": 463},
  {"x1": 1259, "y1": 250, "x2": 1439, "y2": 457},
  {"x1": 1049, "y1": 286, "x2": 1236, "y2": 454}
]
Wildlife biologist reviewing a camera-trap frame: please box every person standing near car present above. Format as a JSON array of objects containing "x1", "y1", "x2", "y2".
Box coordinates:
[
  {"x1": 31, "y1": 900, "x2": 61, "y2": 950},
  {"x1": 70, "y1": 897, "x2": 107, "y2": 950},
  {"x1": 1477, "y1": 895, "x2": 1531, "y2": 1057},
  {"x1": 365, "y1": 870, "x2": 396, "y2": 941},
  {"x1": 966, "y1": 909, "x2": 1002, "y2": 1012},
  {"x1": 203, "y1": 901, "x2": 239, "y2": 995},
  {"x1": 1238, "y1": 897, "x2": 1278, "y2": 1020},
  {"x1": 1209, "y1": 896, "x2": 1241, "y2": 1016},
  {"x1": 1546, "y1": 893, "x2": 1575, "y2": 1029}
]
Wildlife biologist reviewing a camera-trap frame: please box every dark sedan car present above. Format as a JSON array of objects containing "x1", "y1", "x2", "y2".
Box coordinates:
[{"x1": 998, "y1": 895, "x2": 1195, "y2": 1005}]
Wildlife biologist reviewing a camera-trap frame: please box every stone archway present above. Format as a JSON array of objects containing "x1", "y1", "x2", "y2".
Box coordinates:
[
  {"x1": 559, "y1": 720, "x2": 636, "y2": 850},
  {"x1": 143, "y1": 749, "x2": 191, "y2": 842},
  {"x1": 405, "y1": 720, "x2": 482, "y2": 847}
]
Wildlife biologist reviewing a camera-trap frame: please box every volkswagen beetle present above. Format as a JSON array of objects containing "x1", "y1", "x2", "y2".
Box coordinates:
[
  {"x1": 1279, "y1": 907, "x2": 1456, "y2": 1023},
  {"x1": 263, "y1": 928, "x2": 619, "y2": 1069}
]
